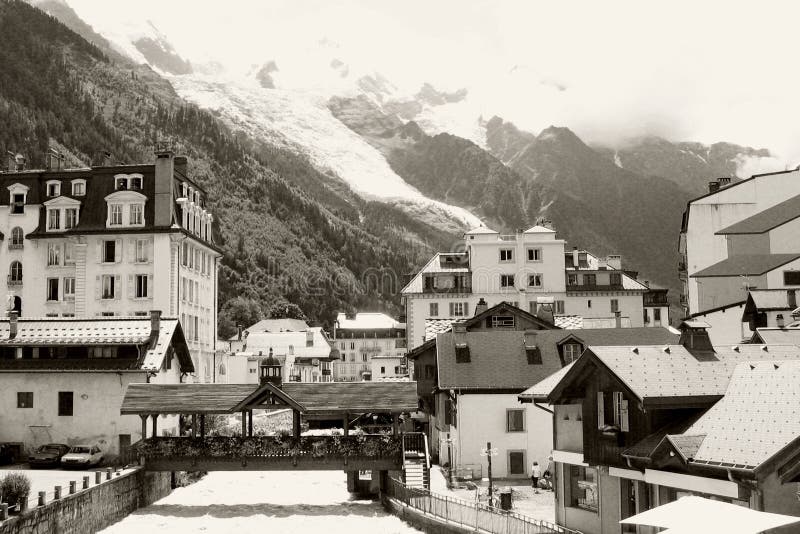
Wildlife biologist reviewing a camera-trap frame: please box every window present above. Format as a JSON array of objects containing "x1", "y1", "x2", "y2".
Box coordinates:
[
  {"x1": 46, "y1": 278, "x2": 59, "y2": 301},
  {"x1": 71, "y1": 180, "x2": 85, "y2": 196},
  {"x1": 528, "y1": 274, "x2": 543, "y2": 287},
  {"x1": 455, "y1": 343, "x2": 470, "y2": 363},
  {"x1": 17, "y1": 392, "x2": 33, "y2": 408},
  {"x1": 135, "y1": 275, "x2": 149, "y2": 298},
  {"x1": 568, "y1": 466, "x2": 598, "y2": 512},
  {"x1": 555, "y1": 300, "x2": 565, "y2": 314},
  {"x1": 64, "y1": 277, "x2": 75, "y2": 300},
  {"x1": 58, "y1": 392, "x2": 73, "y2": 416},
  {"x1": 64, "y1": 243, "x2": 75, "y2": 265},
  {"x1": 500, "y1": 248, "x2": 514, "y2": 262},
  {"x1": 129, "y1": 204, "x2": 144, "y2": 225},
  {"x1": 567, "y1": 273, "x2": 578, "y2": 286},
  {"x1": 361, "y1": 353, "x2": 368, "y2": 362},
  {"x1": 9, "y1": 227, "x2": 23, "y2": 248},
  {"x1": 490, "y1": 315, "x2": 515, "y2": 328},
  {"x1": 610, "y1": 273, "x2": 622, "y2": 286},
  {"x1": 587, "y1": 300, "x2": 592, "y2": 309},
  {"x1": 12, "y1": 193, "x2": 25, "y2": 214},
  {"x1": 429, "y1": 302, "x2": 439, "y2": 317},
  {"x1": 584, "y1": 274, "x2": 597, "y2": 286},
  {"x1": 784, "y1": 271, "x2": 800, "y2": 285},
  {"x1": 109, "y1": 204, "x2": 123, "y2": 225},
  {"x1": 350, "y1": 342, "x2": 355, "y2": 350},
  {"x1": 506, "y1": 409, "x2": 525, "y2": 432},
  {"x1": 65, "y1": 208, "x2": 78, "y2": 229},
  {"x1": 643, "y1": 309, "x2": 649, "y2": 324},
  {"x1": 115, "y1": 177, "x2": 128, "y2": 190},
  {"x1": 508, "y1": 451, "x2": 526, "y2": 475},
  {"x1": 102, "y1": 275, "x2": 115, "y2": 299},
  {"x1": 129, "y1": 176, "x2": 142, "y2": 190},
  {"x1": 46, "y1": 181, "x2": 60, "y2": 197},
  {"x1": 611, "y1": 299, "x2": 619, "y2": 313},
  {"x1": 47, "y1": 209, "x2": 60, "y2": 230},
  {"x1": 563, "y1": 343, "x2": 582, "y2": 363},
  {"x1": 597, "y1": 391, "x2": 629, "y2": 431},
  {"x1": 525, "y1": 346, "x2": 542, "y2": 364},
  {"x1": 654, "y1": 308, "x2": 661, "y2": 321},
  {"x1": 613, "y1": 391, "x2": 629, "y2": 431},
  {"x1": 500, "y1": 274, "x2": 515, "y2": 288},
  {"x1": 449, "y1": 302, "x2": 468, "y2": 316},
  {"x1": 527, "y1": 248, "x2": 542, "y2": 262},
  {"x1": 103, "y1": 240, "x2": 116, "y2": 263},
  {"x1": 9, "y1": 261, "x2": 22, "y2": 283},
  {"x1": 47, "y1": 243, "x2": 61, "y2": 266}
]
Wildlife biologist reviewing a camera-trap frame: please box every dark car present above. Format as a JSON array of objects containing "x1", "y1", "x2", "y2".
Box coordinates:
[{"x1": 28, "y1": 443, "x2": 71, "y2": 468}]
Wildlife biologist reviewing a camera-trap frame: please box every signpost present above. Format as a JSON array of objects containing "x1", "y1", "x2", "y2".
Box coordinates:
[{"x1": 480, "y1": 441, "x2": 498, "y2": 504}]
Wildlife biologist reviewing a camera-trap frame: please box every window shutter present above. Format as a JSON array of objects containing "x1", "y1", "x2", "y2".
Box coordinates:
[
  {"x1": 127, "y1": 275, "x2": 134, "y2": 298},
  {"x1": 612, "y1": 391, "x2": 620, "y2": 426},
  {"x1": 463, "y1": 302, "x2": 469, "y2": 316},
  {"x1": 597, "y1": 391, "x2": 605, "y2": 429},
  {"x1": 129, "y1": 240, "x2": 136, "y2": 261},
  {"x1": 114, "y1": 275, "x2": 121, "y2": 299},
  {"x1": 147, "y1": 275, "x2": 153, "y2": 298},
  {"x1": 115, "y1": 239, "x2": 122, "y2": 262},
  {"x1": 97, "y1": 241, "x2": 102, "y2": 263},
  {"x1": 448, "y1": 302, "x2": 454, "y2": 316},
  {"x1": 95, "y1": 275, "x2": 101, "y2": 300},
  {"x1": 148, "y1": 238, "x2": 154, "y2": 262},
  {"x1": 619, "y1": 398, "x2": 629, "y2": 432}
]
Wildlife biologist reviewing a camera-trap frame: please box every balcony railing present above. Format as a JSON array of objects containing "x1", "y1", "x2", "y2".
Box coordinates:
[{"x1": 7, "y1": 276, "x2": 22, "y2": 285}]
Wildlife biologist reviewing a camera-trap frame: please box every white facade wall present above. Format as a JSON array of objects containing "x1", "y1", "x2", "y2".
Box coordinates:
[
  {"x1": 450, "y1": 393, "x2": 553, "y2": 479},
  {"x1": 685, "y1": 170, "x2": 800, "y2": 314},
  {"x1": 769, "y1": 219, "x2": 800, "y2": 253},
  {"x1": 643, "y1": 305, "x2": 670, "y2": 327},
  {"x1": 688, "y1": 303, "x2": 749, "y2": 345},
  {"x1": 0, "y1": 368, "x2": 181, "y2": 456},
  {"x1": 563, "y1": 294, "x2": 644, "y2": 327},
  {"x1": 333, "y1": 335, "x2": 407, "y2": 381}
]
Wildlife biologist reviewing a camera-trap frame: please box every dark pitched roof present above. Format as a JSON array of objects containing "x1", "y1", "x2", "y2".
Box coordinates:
[
  {"x1": 716, "y1": 194, "x2": 800, "y2": 235},
  {"x1": 121, "y1": 383, "x2": 258, "y2": 414},
  {"x1": 438, "y1": 327, "x2": 679, "y2": 390},
  {"x1": 464, "y1": 302, "x2": 559, "y2": 331},
  {"x1": 622, "y1": 416, "x2": 702, "y2": 460},
  {"x1": 281, "y1": 382, "x2": 418, "y2": 415},
  {"x1": 690, "y1": 254, "x2": 800, "y2": 277},
  {"x1": 746, "y1": 289, "x2": 796, "y2": 311}
]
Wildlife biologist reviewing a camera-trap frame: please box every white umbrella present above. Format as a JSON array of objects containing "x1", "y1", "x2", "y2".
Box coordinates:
[{"x1": 620, "y1": 496, "x2": 800, "y2": 534}]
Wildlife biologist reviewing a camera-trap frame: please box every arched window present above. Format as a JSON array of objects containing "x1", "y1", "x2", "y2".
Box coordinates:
[
  {"x1": 10, "y1": 227, "x2": 23, "y2": 248},
  {"x1": 9, "y1": 261, "x2": 22, "y2": 283}
]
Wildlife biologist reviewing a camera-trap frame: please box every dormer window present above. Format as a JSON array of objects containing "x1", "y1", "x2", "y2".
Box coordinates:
[
  {"x1": 115, "y1": 177, "x2": 128, "y2": 190},
  {"x1": 46, "y1": 181, "x2": 61, "y2": 197},
  {"x1": 130, "y1": 176, "x2": 142, "y2": 190},
  {"x1": 525, "y1": 345, "x2": 542, "y2": 364},
  {"x1": 563, "y1": 343, "x2": 582, "y2": 363},
  {"x1": 65, "y1": 208, "x2": 78, "y2": 229},
  {"x1": 105, "y1": 190, "x2": 147, "y2": 228},
  {"x1": 7, "y1": 183, "x2": 29, "y2": 215},
  {"x1": 455, "y1": 343, "x2": 470, "y2": 363},
  {"x1": 47, "y1": 209, "x2": 60, "y2": 230},
  {"x1": 129, "y1": 204, "x2": 143, "y2": 225},
  {"x1": 114, "y1": 173, "x2": 143, "y2": 191},
  {"x1": 44, "y1": 197, "x2": 81, "y2": 232},
  {"x1": 109, "y1": 204, "x2": 123, "y2": 226},
  {"x1": 71, "y1": 179, "x2": 86, "y2": 196}
]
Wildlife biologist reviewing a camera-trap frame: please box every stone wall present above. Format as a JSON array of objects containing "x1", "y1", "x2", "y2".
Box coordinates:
[
  {"x1": 382, "y1": 496, "x2": 474, "y2": 534},
  {"x1": 0, "y1": 468, "x2": 172, "y2": 534}
]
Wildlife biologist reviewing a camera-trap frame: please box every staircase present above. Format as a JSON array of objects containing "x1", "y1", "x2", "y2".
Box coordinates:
[{"x1": 402, "y1": 433, "x2": 431, "y2": 489}]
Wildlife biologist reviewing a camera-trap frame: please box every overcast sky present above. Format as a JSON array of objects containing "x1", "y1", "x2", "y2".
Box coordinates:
[{"x1": 69, "y1": 0, "x2": 800, "y2": 163}]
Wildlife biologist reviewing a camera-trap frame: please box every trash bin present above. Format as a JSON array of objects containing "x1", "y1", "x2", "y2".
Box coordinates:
[{"x1": 499, "y1": 488, "x2": 512, "y2": 511}]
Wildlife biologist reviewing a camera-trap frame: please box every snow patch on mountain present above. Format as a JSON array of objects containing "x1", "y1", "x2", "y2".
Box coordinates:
[{"x1": 170, "y1": 75, "x2": 483, "y2": 229}]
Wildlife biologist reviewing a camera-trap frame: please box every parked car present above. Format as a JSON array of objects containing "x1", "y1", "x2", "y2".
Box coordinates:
[
  {"x1": 28, "y1": 443, "x2": 71, "y2": 468},
  {"x1": 61, "y1": 445, "x2": 103, "y2": 468}
]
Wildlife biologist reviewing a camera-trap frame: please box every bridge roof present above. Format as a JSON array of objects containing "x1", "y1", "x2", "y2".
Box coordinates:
[{"x1": 121, "y1": 381, "x2": 419, "y2": 416}]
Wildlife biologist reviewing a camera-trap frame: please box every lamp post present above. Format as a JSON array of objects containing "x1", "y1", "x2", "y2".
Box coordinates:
[{"x1": 481, "y1": 442, "x2": 498, "y2": 505}]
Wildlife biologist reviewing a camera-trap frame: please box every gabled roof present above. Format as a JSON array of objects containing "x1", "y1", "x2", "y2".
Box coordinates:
[
  {"x1": 280, "y1": 381, "x2": 418, "y2": 415},
  {"x1": 753, "y1": 327, "x2": 800, "y2": 345},
  {"x1": 439, "y1": 327, "x2": 679, "y2": 391},
  {"x1": 401, "y1": 253, "x2": 470, "y2": 294},
  {"x1": 549, "y1": 344, "x2": 800, "y2": 405},
  {"x1": 685, "y1": 360, "x2": 800, "y2": 470},
  {"x1": 140, "y1": 318, "x2": 194, "y2": 373},
  {"x1": 518, "y1": 362, "x2": 575, "y2": 402},
  {"x1": 464, "y1": 226, "x2": 498, "y2": 235},
  {"x1": 523, "y1": 225, "x2": 555, "y2": 234},
  {"x1": 622, "y1": 415, "x2": 703, "y2": 461},
  {"x1": 121, "y1": 384, "x2": 258, "y2": 414},
  {"x1": 690, "y1": 254, "x2": 800, "y2": 277},
  {"x1": 745, "y1": 289, "x2": 797, "y2": 312},
  {"x1": 237, "y1": 318, "x2": 310, "y2": 336},
  {"x1": 335, "y1": 312, "x2": 402, "y2": 330},
  {"x1": 716, "y1": 194, "x2": 800, "y2": 235},
  {"x1": 465, "y1": 301, "x2": 559, "y2": 331}
]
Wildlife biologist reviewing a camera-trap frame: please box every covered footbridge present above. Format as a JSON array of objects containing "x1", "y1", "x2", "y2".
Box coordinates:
[{"x1": 120, "y1": 381, "x2": 429, "y2": 486}]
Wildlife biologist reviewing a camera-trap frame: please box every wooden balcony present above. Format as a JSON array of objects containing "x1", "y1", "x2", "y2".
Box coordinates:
[{"x1": 134, "y1": 435, "x2": 404, "y2": 472}]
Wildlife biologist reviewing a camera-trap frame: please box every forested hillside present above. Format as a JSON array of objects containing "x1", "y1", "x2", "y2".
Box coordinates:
[{"x1": 0, "y1": 0, "x2": 453, "y2": 335}]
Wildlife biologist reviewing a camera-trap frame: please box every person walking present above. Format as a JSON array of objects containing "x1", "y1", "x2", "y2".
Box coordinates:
[
  {"x1": 531, "y1": 461, "x2": 542, "y2": 493},
  {"x1": 543, "y1": 455, "x2": 554, "y2": 491}
]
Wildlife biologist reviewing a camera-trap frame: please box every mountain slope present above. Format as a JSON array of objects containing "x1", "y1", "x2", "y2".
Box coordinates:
[{"x1": 1, "y1": 0, "x2": 453, "y2": 334}]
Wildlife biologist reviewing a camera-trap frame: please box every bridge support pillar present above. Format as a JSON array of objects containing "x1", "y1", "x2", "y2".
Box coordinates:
[
  {"x1": 140, "y1": 415, "x2": 147, "y2": 440},
  {"x1": 151, "y1": 414, "x2": 158, "y2": 438},
  {"x1": 248, "y1": 410, "x2": 253, "y2": 437},
  {"x1": 343, "y1": 413, "x2": 350, "y2": 436},
  {"x1": 191, "y1": 414, "x2": 197, "y2": 438},
  {"x1": 292, "y1": 410, "x2": 301, "y2": 438},
  {"x1": 241, "y1": 411, "x2": 247, "y2": 436}
]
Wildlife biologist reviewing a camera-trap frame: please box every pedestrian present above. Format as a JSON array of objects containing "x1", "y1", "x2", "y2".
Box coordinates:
[
  {"x1": 543, "y1": 455, "x2": 554, "y2": 491},
  {"x1": 531, "y1": 461, "x2": 541, "y2": 493}
]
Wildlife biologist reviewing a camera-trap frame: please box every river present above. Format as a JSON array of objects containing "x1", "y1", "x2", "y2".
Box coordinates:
[{"x1": 100, "y1": 471, "x2": 422, "y2": 534}]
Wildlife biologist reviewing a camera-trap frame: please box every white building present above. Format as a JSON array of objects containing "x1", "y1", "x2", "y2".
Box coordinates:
[
  {"x1": 0, "y1": 150, "x2": 221, "y2": 381},
  {"x1": 679, "y1": 170, "x2": 800, "y2": 317},
  {"x1": 0, "y1": 312, "x2": 193, "y2": 456},
  {"x1": 402, "y1": 225, "x2": 652, "y2": 349},
  {"x1": 331, "y1": 312, "x2": 407, "y2": 381}
]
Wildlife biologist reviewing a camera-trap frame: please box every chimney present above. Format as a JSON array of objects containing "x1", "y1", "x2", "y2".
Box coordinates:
[
  {"x1": 606, "y1": 255, "x2": 622, "y2": 270},
  {"x1": 237, "y1": 325, "x2": 243, "y2": 341},
  {"x1": 718, "y1": 176, "x2": 731, "y2": 186},
  {"x1": 776, "y1": 314, "x2": 785, "y2": 328},
  {"x1": 572, "y1": 247, "x2": 579, "y2": 269},
  {"x1": 679, "y1": 321, "x2": 716, "y2": 359},
  {"x1": 154, "y1": 144, "x2": 175, "y2": 227},
  {"x1": 174, "y1": 155, "x2": 188, "y2": 177},
  {"x1": 102, "y1": 151, "x2": 112, "y2": 166},
  {"x1": 788, "y1": 290, "x2": 797, "y2": 310},
  {"x1": 614, "y1": 311, "x2": 622, "y2": 328},
  {"x1": 536, "y1": 302, "x2": 555, "y2": 325},
  {"x1": 708, "y1": 181, "x2": 720, "y2": 193},
  {"x1": 150, "y1": 310, "x2": 162, "y2": 343},
  {"x1": 9, "y1": 311, "x2": 18, "y2": 339},
  {"x1": 14, "y1": 153, "x2": 25, "y2": 171},
  {"x1": 474, "y1": 297, "x2": 488, "y2": 316}
]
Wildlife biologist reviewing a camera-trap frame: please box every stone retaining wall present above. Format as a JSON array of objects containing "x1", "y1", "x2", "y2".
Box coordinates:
[
  {"x1": 383, "y1": 495, "x2": 475, "y2": 534},
  {"x1": 0, "y1": 468, "x2": 172, "y2": 534}
]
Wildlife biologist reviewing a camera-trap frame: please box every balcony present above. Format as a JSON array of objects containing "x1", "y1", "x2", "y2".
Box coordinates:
[
  {"x1": 7, "y1": 276, "x2": 22, "y2": 286},
  {"x1": 7, "y1": 243, "x2": 23, "y2": 251}
]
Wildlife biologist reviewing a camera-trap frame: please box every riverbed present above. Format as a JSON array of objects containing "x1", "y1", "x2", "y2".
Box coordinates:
[{"x1": 100, "y1": 471, "x2": 422, "y2": 534}]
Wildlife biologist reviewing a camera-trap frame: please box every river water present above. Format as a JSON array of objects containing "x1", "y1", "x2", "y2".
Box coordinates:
[{"x1": 100, "y1": 471, "x2": 422, "y2": 534}]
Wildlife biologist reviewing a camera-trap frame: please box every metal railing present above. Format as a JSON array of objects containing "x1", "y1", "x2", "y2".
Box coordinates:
[{"x1": 386, "y1": 477, "x2": 582, "y2": 534}]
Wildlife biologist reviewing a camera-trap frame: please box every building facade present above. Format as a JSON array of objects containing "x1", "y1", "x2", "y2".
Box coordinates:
[
  {"x1": 402, "y1": 225, "x2": 655, "y2": 350},
  {"x1": 0, "y1": 312, "x2": 193, "y2": 456},
  {"x1": 679, "y1": 170, "x2": 800, "y2": 318},
  {"x1": 0, "y1": 150, "x2": 221, "y2": 381},
  {"x1": 331, "y1": 312, "x2": 407, "y2": 381}
]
